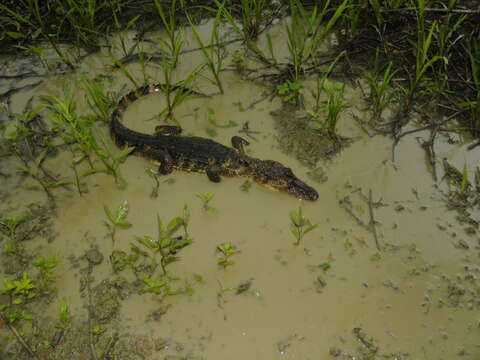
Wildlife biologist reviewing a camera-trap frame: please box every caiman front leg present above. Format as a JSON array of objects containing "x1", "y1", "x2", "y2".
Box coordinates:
[
  {"x1": 158, "y1": 150, "x2": 174, "y2": 175},
  {"x1": 154, "y1": 125, "x2": 183, "y2": 136},
  {"x1": 231, "y1": 136, "x2": 250, "y2": 155},
  {"x1": 206, "y1": 162, "x2": 222, "y2": 183}
]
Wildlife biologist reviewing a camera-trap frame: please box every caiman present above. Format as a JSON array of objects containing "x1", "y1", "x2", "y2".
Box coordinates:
[{"x1": 110, "y1": 84, "x2": 319, "y2": 201}]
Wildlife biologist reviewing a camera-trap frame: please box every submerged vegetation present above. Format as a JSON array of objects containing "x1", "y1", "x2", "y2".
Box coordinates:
[{"x1": 0, "y1": 0, "x2": 480, "y2": 359}]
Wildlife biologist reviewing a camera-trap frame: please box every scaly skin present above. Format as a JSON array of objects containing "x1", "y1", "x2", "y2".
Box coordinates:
[{"x1": 110, "y1": 84, "x2": 319, "y2": 201}]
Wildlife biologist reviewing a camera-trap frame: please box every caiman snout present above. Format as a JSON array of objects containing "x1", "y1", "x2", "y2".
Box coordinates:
[
  {"x1": 288, "y1": 178, "x2": 319, "y2": 201},
  {"x1": 252, "y1": 160, "x2": 319, "y2": 201}
]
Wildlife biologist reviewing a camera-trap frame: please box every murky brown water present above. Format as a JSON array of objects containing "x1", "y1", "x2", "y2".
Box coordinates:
[{"x1": 1, "y1": 19, "x2": 479, "y2": 360}]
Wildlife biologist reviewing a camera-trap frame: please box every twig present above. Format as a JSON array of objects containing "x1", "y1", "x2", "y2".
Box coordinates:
[
  {"x1": 338, "y1": 196, "x2": 370, "y2": 230},
  {"x1": 367, "y1": 189, "x2": 381, "y2": 252},
  {"x1": 381, "y1": 7, "x2": 480, "y2": 14},
  {"x1": 0, "y1": 312, "x2": 40, "y2": 360}
]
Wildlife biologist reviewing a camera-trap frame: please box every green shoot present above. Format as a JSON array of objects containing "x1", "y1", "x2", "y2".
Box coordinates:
[
  {"x1": 145, "y1": 165, "x2": 160, "y2": 198},
  {"x1": 136, "y1": 213, "x2": 190, "y2": 275},
  {"x1": 290, "y1": 206, "x2": 317, "y2": 246},
  {"x1": 186, "y1": 8, "x2": 225, "y2": 94},
  {"x1": 0, "y1": 213, "x2": 28, "y2": 241},
  {"x1": 33, "y1": 255, "x2": 58, "y2": 293},
  {"x1": 196, "y1": 192, "x2": 216, "y2": 212},
  {"x1": 366, "y1": 60, "x2": 397, "y2": 120},
  {"x1": 56, "y1": 299, "x2": 71, "y2": 330},
  {"x1": 104, "y1": 200, "x2": 132, "y2": 245},
  {"x1": 277, "y1": 80, "x2": 301, "y2": 103},
  {"x1": 216, "y1": 242, "x2": 239, "y2": 268},
  {"x1": 154, "y1": 0, "x2": 184, "y2": 68}
]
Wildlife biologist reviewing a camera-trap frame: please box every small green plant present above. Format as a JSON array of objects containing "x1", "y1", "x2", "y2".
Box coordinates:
[
  {"x1": 277, "y1": 80, "x2": 301, "y2": 103},
  {"x1": 290, "y1": 206, "x2": 317, "y2": 245},
  {"x1": 0, "y1": 272, "x2": 37, "y2": 324},
  {"x1": 136, "y1": 212, "x2": 190, "y2": 275},
  {"x1": 110, "y1": 250, "x2": 139, "y2": 273},
  {"x1": 33, "y1": 255, "x2": 58, "y2": 293},
  {"x1": 196, "y1": 192, "x2": 216, "y2": 212},
  {"x1": 91, "y1": 325, "x2": 106, "y2": 336},
  {"x1": 216, "y1": 242, "x2": 239, "y2": 268},
  {"x1": 324, "y1": 82, "x2": 345, "y2": 140},
  {"x1": 145, "y1": 165, "x2": 160, "y2": 198},
  {"x1": 4, "y1": 309, "x2": 33, "y2": 324},
  {"x1": 0, "y1": 212, "x2": 28, "y2": 241},
  {"x1": 401, "y1": 0, "x2": 445, "y2": 113},
  {"x1": 56, "y1": 299, "x2": 71, "y2": 330},
  {"x1": 366, "y1": 60, "x2": 397, "y2": 120},
  {"x1": 154, "y1": 0, "x2": 183, "y2": 68},
  {"x1": 142, "y1": 277, "x2": 168, "y2": 295},
  {"x1": 186, "y1": 8, "x2": 225, "y2": 94},
  {"x1": 104, "y1": 200, "x2": 132, "y2": 245}
]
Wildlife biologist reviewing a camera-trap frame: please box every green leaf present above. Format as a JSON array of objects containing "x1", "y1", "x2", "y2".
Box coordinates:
[
  {"x1": 103, "y1": 205, "x2": 115, "y2": 223},
  {"x1": 166, "y1": 216, "x2": 183, "y2": 233},
  {"x1": 6, "y1": 31, "x2": 25, "y2": 39}
]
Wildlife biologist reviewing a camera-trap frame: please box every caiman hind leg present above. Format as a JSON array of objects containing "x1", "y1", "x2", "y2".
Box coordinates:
[
  {"x1": 155, "y1": 125, "x2": 183, "y2": 136},
  {"x1": 231, "y1": 136, "x2": 250, "y2": 155}
]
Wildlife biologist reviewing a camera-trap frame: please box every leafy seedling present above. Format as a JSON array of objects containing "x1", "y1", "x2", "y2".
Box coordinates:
[
  {"x1": 290, "y1": 206, "x2": 317, "y2": 245},
  {"x1": 33, "y1": 255, "x2": 58, "y2": 293},
  {"x1": 0, "y1": 212, "x2": 28, "y2": 241},
  {"x1": 145, "y1": 165, "x2": 160, "y2": 198},
  {"x1": 136, "y1": 213, "x2": 190, "y2": 275},
  {"x1": 277, "y1": 80, "x2": 301, "y2": 103},
  {"x1": 197, "y1": 192, "x2": 216, "y2": 212},
  {"x1": 56, "y1": 299, "x2": 70, "y2": 330},
  {"x1": 216, "y1": 242, "x2": 239, "y2": 268},
  {"x1": 104, "y1": 200, "x2": 132, "y2": 245}
]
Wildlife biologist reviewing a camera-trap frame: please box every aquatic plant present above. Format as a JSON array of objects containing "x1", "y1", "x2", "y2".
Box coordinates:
[
  {"x1": 0, "y1": 213, "x2": 28, "y2": 242},
  {"x1": 186, "y1": 8, "x2": 225, "y2": 94},
  {"x1": 289, "y1": 206, "x2": 317, "y2": 246},
  {"x1": 154, "y1": 0, "x2": 184, "y2": 68},
  {"x1": 366, "y1": 59, "x2": 398, "y2": 120},
  {"x1": 136, "y1": 212, "x2": 191, "y2": 275},
  {"x1": 103, "y1": 200, "x2": 132, "y2": 245},
  {"x1": 216, "y1": 242, "x2": 239, "y2": 268},
  {"x1": 401, "y1": 0, "x2": 445, "y2": 113},
  {"x1": 196, "y1": 192, "x2": 216, "y2": 212},
  {"x1": 0, "y1": 272, "x2": 36, "y2": 324},
  {"x1": 33, "y1": 255, "x2": 58, "y2": 293},
  {"x1": 56, "y1": 299, "x2": 71, "y2": 330}
]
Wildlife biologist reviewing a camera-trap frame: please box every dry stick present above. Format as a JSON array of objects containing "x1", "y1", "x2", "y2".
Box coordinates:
[
  {"x1": 381, "y1": 7, "x2": 480, "y2": 14},
  {"x1": 0, "y1": 313, "x2": 40, "y2": 360},
  {"x1": 391, "y1": 110, "x2": 462, "y2": 162},
  {"x1": 368, "y1": 189, "x2": 381, "y2": 252},
  {"x1": 338, "y1": 196, "x2": 370, "y2": 231}
]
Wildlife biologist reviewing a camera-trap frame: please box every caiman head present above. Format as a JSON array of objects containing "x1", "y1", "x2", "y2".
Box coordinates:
[{"x1": 245, "y1": 158, "x2": 319, "y2": 201}]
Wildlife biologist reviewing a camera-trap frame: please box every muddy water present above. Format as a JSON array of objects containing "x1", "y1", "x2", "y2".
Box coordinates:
[{"x1": 1, "y1": 20, "x2": 479, "y2": 360}]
